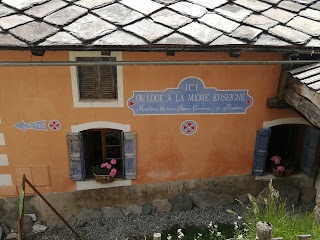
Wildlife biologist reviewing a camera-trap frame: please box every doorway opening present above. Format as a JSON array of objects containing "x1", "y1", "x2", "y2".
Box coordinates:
[
  {"x1": 266, "y1": 124, "x2": 307, "y2": 172},
  {"x1": 82, "y1": 129, "x2": 124, "y2": 178}
]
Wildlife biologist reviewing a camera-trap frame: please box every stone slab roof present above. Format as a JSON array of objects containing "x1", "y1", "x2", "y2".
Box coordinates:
[
  {"x1": 290, "y1": 63, "x2": 320, "y2": 93},
  {"x1": 0, "y1": 0, "x2": 319, "y2": 50}
]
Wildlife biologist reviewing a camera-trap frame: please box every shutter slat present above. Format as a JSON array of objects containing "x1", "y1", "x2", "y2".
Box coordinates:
[
  {"x1": 301, "y1": 126, "x2": 320, "y2": 177},
  {"x1": 67, "y1": 132, "x2": 85, "y2": 181},
  {"x1": 252, "y1": 128, "x2": 271, "y2": 176},
  {"x1": 123, "y1": 132, "x2": 137, "y2": 180}
]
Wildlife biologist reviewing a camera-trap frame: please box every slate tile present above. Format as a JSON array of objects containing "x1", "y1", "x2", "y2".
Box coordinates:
[
  {"x1": 39, "y1": 32, "x2": 81, "y2": 45},
  {"x1": 260, "y1": 0, "x2": 281, "y2": 4},
  {"x1": 278, "y1": 1, "x2": 305, "y2": 13},
  {"x1": 186, "y1": 0, "x2": 228, "y2": 9},
  {"x1": 288, "y1": 16, "x2": 320, "y2": 37},
  {"x1": 169, "y1": 2, "x2": 207, "y2": 18},
  {"x1": 151, "y1": 9, "x2": 191, "y2": 29},
  {"x1": 268, "y1": 25, "x2": 311, "y2": 44},
  {"x1": 210, "y1": 35, "x2": 246, "y2": 45},
  {"x1": 178, "y1": 22, "x2": 222, "y2": 44},
  {"x1": 74, "y1": 0, "x2": 115, "y2": 9},
  {"x1": 299, "y1": 9, "x2": 320, "y2": 21},
  {"x1": 93, "y1": 3, "x2": 143, "y2": 26},
  {"x1": 254, "y1": 33, "x2": 290, "y2": 46},
  {"x1": 215, "y1": 4, "x2": 252, "y2": 22},
  {"x1": 2, "y1": 0, "x2": 49, "y2": 10},
  {"x1": 44, "y1": 5, "x2": 87, "y2": 26},
  {"x1": 120, "y1": 0, "x2": 164, "y2": 15},
  {"x1": 311, "y1": 2, "x2": 320, "y2": 10},
  {"x1": 306, "y1": 38, "x2": 320, "y2": 47},
  {"x1": 156, "y1": 33, "x2": 198, "y2": 45},
  {"x1": 0, "y1": 14, "x2": 33, "y2": 30},
  {"x1": 156, "y1": 0, "x2": 179, "y2": 4},
  {"x1": 199, "y1": 13, "x2": 240, "y2": 33},
  {"x1": 64, "y1": 14, "x2": 116, "y2": 41},
  {"x1": 25, "y1": 0, "x2": 68, "y2": 18},
  {"x1": 291, "y1": 0, "x2": 316, "y2": 4},
  {"x1": 123, "y1": 19, "x2": 173, "y2": 42},
  {"x1": 230, "y1": 25, "x2": 262, "y2": 41},
  {"x1": 0, "y1": 4, "x2": 15, "y2": 17},
  {"x1": 262, "y1": 7, "x2": 295, "y2": 23},
  {"x1": 9, "y1": 21, "x2": 58, "y2": 43},
  {"x1": 234, "y1": 0, "x2": 272, "y2": 12},
  {"x1": 0, "y1": 33, "x2": 27, "y2": 46},
  {"x1": 244, "y1": 14, "x2": 278, "y2": 30},
  {"x1": 93, "y1": 30, "x2": 146, "y2": 45}
]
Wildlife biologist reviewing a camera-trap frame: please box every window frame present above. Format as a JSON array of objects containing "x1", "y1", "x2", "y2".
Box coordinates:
[{"x1": 69, "y1": 51, "x2": 124, "y2": 108}]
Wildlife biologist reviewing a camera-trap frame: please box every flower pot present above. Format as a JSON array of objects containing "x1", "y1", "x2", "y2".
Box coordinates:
[
  {"x1": 272, "y1": 168, "x2": 285, "y2": 177},
  {"x1": 284, "y1": 169, "x2": 294, "y2": 177},
  {"x1": 93, "y1": 173, "x2": 114, "y2": 183}
]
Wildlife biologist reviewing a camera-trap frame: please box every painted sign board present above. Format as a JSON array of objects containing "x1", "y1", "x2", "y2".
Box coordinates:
[
  {"x1": 127, "y1": 77, "x2": 253, "y2": 115},
  {"x1": 14, "y1": 120, "x2": 47, "y2": 131}
]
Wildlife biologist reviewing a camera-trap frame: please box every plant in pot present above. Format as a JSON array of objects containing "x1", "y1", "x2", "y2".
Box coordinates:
[
  {"x1": 92, "y1": 159, "x2": 117, "y2": 183},
  {"x1": 270, "y1": 155, "x2": 294, "y2": 177}
]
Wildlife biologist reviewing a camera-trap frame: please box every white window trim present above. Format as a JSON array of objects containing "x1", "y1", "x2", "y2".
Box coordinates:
[
  {"x1": 70, "y1": 121, "x2": 132, "y2": 190},
  {"x1": 69, "y1": 51, "x2": 124, "y2": 108}
]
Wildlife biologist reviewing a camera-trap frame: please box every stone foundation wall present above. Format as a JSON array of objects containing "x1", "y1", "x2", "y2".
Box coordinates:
[{"x1": 0, "y1": 174, "x2": 315, "y2": 232}]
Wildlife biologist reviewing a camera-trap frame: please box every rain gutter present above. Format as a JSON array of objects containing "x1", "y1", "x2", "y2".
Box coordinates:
[{"x1": 0, "y1": 60, "x2": 319, "y2": 66}]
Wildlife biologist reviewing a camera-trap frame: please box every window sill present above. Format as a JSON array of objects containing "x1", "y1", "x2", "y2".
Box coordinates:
[
  {"x1": 74, "y1": 99, "x2": 123, "y2": 108},
  {"x1": 76, "y1": 179, "x2": 132, "y2": 191},
  {"x1": 255, "y1": 172, "x2": 307, "y2": 181}
]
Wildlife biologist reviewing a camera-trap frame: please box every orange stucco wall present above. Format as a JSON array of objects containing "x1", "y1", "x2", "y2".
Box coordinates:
[{"x1": 0, "y1": 50, "x2": 299, "y2": 197}]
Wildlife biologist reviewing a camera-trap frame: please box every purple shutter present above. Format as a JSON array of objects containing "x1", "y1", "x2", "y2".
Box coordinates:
[
  {"x1": 301, "y1": 126, "x2": 319, "y2": 177},
  {"x1": 67, "y1": 132, "x2": 85, "y2": 181},
  {"x1": 252, "y1": 128, "x2": 271, "y2": 176},
  {"x1": 123, "y1": 132, "x2": 136, "y2": 180}
]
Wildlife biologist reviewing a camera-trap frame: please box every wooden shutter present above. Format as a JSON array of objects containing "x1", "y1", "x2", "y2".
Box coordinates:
[
  {"x1": 77, "y1": 57, "x2": 117, "y2": 100},
  {"x1": 123, "y1": 132, "x2": 137, "y2": 180},
  {"x1": 252, "y1": 128, "x2": 271, "y2": 176},
  {"x1": 67, "y1": 132, "x2": 85, "y2": 181},
  {"x1": 301, "y1": 126, "x2": 320, "y2": 177}
]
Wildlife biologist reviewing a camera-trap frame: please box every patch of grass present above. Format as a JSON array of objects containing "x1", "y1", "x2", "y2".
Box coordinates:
[{"x1": 240, "y1": 180, "x2": 320, "y2": 240}]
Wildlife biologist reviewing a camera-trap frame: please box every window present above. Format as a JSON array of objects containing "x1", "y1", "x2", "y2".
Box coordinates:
[
  {"x1": 82, "y1": 129, "x2": 123, "y2": 178},
  {"x1": 67, "y1": 130, "x2": 136, "y2": 181},
  {"x1": 69, "y1": 51, "x2": 124, "y2": 108},
  {"x1": 252, "y1": 126, "x2": 320, "y2": 177},
  {"x1": 77, "y1": 57, "x2": 117, "y2": 100}
]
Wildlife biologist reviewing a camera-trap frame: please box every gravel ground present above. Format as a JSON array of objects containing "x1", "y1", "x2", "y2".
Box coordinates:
[{"x1": 33, "y1": 203, "x2": 244, "y2": 240}]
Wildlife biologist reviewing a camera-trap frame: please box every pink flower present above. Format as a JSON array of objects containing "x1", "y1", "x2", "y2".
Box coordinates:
[
  {"x1": 106, "y1": 163, "x2": 112, "y2": 169},
  {"x1": 271, "y1": 155, "x2": 281, "y2": 164},
  {"x1": 110, "y1": 159, "x2": 117, "y2": 165},
  {"x1": 110, "y1": 168, "x2": 117, "y2": 177},
  {"x1": 277, "y1": 166, "x2": 285, "y2": 171},
  {"x1": 101, "y1": 163, "x2": 107, "y2": 168}
]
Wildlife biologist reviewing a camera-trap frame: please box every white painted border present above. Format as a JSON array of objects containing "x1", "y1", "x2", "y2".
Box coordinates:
[
  {"x1": 263, "y1": 117, "x2": 311, "y2": 128},
  {"x1": 71, "y1": 121, "x2": 132, "y2": 190},
  {"x1": 0, "y1": 174, "x2": 12, "y2": 186},
  {"x1": 0, "y1": 133, "x2": 5, "y2": 145},
  {"x1": 69, "y1": 51, "x2": 124, "y2": 108},
  {"x1": 71, "y1": 121, "x2": 130, "y2": 133},
  {"x1": 0, "y1": 154, "x2": 9, "y2": 166},
  {"x1": 76, "y1": 179, "x2": 132, "y2": 190}
]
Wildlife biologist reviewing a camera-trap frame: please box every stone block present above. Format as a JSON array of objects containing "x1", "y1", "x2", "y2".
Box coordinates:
[
  {"x1": 23, "y1": 215, "x2": 34, "y2": 233},
  {"x1": 300, "y1": 187, "x2": 316, "y2": 203},
  {"x1": 169, "y1": 195, "x2": 193, "y2": 211},
  {"x1": 101, "y1": 207, "x2": 124, "y2": 219},
  {"x1": 141, "y1": 204, "x2": 153, "y2": 215},
  {"x1": 151, "y1": 199, "x2": 172, "y2": 213},
  {"x1": 127, "y1": 204, "x2": 143, "y2": 215},
  {"x1": 189, "y1": 188, "x2": 234, "y2": 208},
  {"x1": 75, "y1": 208, "x2": 102, "y2": 221}
]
